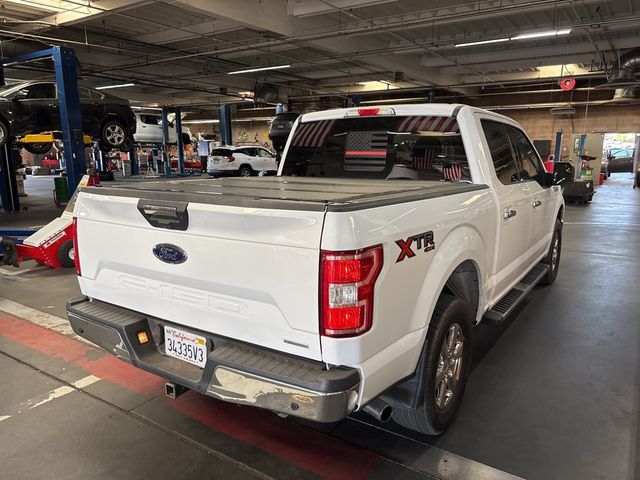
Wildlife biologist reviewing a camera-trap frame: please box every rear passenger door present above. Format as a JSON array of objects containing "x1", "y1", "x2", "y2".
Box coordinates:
[
  {"x1": 481, "y1": 119, "x2": 534, "y2": 299},
  {"x1": 505, "y1": 125, "x2": 555, "y2": 261},
  {"x1": 239, "y1": 148, "x2": 259, "y2": 169}
]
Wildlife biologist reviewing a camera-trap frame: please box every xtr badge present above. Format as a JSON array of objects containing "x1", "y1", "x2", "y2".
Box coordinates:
[{"x1": 395, "y1": 231, "x2": 435, "y2": 263}]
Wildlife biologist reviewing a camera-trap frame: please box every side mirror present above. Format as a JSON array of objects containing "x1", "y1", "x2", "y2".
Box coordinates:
[
  {"x1": 12, "y1": 90, "x2": 28, "y2": 101},
  {"x1": 550, "y1": 161, "x2": 575, "y2": 186}
]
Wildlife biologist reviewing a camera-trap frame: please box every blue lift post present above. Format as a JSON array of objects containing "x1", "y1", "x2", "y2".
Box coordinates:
[
  {"x1": 174, "y1": 107, "x2": 185, "y2": 175},
  {"x1": 129, "y1": 143, "x2": 139, "y2": 176},
  {"x1": 0, "y1": 46, "x2": 86, "y2": 203},
  {"x1": 161, "y1": 107, "x2": 172, "y2": 176},
  {"x1": 219, "y1": 104, "x2": 232, "y2": 146}
]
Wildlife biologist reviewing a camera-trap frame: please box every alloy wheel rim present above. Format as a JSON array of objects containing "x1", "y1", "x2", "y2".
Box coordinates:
[
  {"x1": 551, "y1": 236, "x2": 559, "y2": 272},
  {"x1": 105, "y1": 124, "x2": 125, "y2": 145},
  {"x1": 435, "y1": 323, "x2": 465, "y2": 410}
]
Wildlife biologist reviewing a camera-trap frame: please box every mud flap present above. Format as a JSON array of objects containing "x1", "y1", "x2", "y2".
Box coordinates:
[{"x1": 0, "y1": 237, "x2": 19, "y2": 267}]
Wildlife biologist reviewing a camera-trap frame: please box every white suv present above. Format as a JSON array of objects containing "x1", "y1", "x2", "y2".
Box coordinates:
[
  {"x1": 207, "y1": 146, "x2": 277, "y2": 177},
  {"x1": 133, "y1": 112, "x2": 192, "y2": 145}
]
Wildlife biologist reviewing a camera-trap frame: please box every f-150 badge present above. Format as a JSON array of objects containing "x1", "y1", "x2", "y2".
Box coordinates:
[
  {"x1": 153, "y1": 244, "x2": 188, "y2": 264},
  {"x1": 396, "y1": 231, "x2": 435, "y2": 262}
]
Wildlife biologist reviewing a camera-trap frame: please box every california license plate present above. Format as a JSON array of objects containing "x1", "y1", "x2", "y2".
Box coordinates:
[{"x1": 164, "y1": 326, "x2": 207, "y2": 368}]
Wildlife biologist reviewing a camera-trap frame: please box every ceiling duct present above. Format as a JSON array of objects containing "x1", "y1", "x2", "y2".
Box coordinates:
[
  {"x1": 602, "y1": 48, "x2": 640, "y2": 89},
  {"x1": 611, "y1": 88, "x2": 640, "y2": 103},
  {"x1": 254, "y1": 83, "x2": 280, "y2": 103}
]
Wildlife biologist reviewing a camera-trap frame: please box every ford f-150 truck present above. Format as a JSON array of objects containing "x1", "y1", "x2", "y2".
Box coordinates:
[{"x1": 67, "y1": 104, "x2": 573, "y2": 435}]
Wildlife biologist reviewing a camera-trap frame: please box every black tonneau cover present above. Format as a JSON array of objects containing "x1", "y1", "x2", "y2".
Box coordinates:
[{"x1": 84, "y1": 177, "x2": 488, "y2": 212}]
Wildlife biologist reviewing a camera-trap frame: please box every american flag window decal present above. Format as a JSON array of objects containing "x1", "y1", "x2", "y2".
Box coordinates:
[
  {"x1": 291, "y1": 120, "x2": 335, "y2": 148},
  {"x1": 396, "y1": 116, "x2": 459, "y2": 133},
  {"x1": 344, "y1": 130, "x2": 388, "y2": 171}
]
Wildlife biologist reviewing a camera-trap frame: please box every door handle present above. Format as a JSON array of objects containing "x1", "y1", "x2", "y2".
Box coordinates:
[
  {"x1": 503, "y1": 209, "x2": 517, "y2": 219},
  {"x1": 532, "y1": 199, "x2": 543, "y2": 208}
]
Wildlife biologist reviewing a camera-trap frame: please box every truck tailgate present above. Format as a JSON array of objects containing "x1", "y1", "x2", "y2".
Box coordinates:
[{"x1": 75, "y1": 190, "x2": 326, "y2": 360}]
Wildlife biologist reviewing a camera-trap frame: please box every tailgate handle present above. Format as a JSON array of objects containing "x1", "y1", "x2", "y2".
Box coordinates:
[{"x1": 137, "y1": 200, "x2": 189, "y2": 231}]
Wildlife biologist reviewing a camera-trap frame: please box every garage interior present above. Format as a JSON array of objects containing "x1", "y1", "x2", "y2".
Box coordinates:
[{"x1": 0, "y1": 1, "x2": 639, "y2": 480}]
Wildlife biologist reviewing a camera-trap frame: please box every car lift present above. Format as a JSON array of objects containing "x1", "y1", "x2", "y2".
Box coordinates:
[{"x1": 0, "y1": 46, "x2": 86, "y2": 213}]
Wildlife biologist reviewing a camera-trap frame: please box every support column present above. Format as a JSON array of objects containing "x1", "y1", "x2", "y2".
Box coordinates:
[
  {"x1": 219, "y1": 104, "x2": 232, "y2": 146},
  {"x1": 161, "y1": 107, "x2": 172, "y2": 176},
  {"x1": 52, "y1": 46, "x2": 85, "y2": 195},
  {"x1": 0, "y1": 143, "x2": 19, "y2": 212},
  {"x1": 174, "y1": 107, "x2": 185, "y2": 175},
  {"x1": 554, "y1": 131, "x2": 563, "y2": 162}
]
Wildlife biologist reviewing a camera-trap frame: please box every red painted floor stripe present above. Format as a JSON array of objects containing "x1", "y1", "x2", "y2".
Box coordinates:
[
  {"x1": 0, "y1": 312, "x2": 381, "y2": 479},
  {"x1": 171, "y1": 393, "x2": 379, "y2": 480},
  {"x1": 0, "y1": 311, "x2": 164, "y2": 395}
]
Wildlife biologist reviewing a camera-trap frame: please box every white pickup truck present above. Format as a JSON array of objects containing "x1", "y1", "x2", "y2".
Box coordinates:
[{"x1": 67, "y1": 104, "x2": 573, "y2": 435}]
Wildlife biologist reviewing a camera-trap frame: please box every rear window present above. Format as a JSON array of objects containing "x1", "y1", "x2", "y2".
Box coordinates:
[
  {"x1": 211, "y1": 148, "x2": 232, "y2": 156},
  {"x1": 282, "y1": 116, "x2": 470, "y2": 182}
]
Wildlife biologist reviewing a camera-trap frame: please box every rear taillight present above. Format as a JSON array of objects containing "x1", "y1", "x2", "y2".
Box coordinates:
[
  {"x1": 320, "y1": 245, "x2": 383, "y2": 337},
  {"x1": 72, "y1": 217, "x2": 81, "y2": 276},
  {"x1": 227, "y1": 155, "x2": 235, "y2": 162}
]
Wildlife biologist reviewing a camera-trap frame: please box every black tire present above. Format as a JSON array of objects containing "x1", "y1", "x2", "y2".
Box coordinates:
[
  {"x1": 392, "y1": 294, "x2": 473, "y2": 435},
  {"x1": 239, "y1": 165, "x2": 253, "y2": 177},
  {"x1": 101, "y1": 119, "x2": 127, "y2": 148},
  {"x1": 23, "y1": 142, "x2": 53, "y2": 155},
  {"x1": 57, "y1": 240, "x2": 75, "y2": 268},
  {"x1": 0, "y1": 120, "x2": 9, "y2": 147},
  {"x1": 118, "y1": 136, "x2": 133, "y2": 153},
  {"x1": 540, "y1": 219, "x2": 562, "y2": 285},
  {"x1": 98, "y1": 140, "x2": 111, "y2": 152}
]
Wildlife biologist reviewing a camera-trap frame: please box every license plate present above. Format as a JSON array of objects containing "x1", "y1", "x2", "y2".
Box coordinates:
[
  {"x1": 164, "y1": 326, "x2": 207, "y2": 368},
  {"x1": 213, "y1": 159, "x2": 220, "y2": 164}
]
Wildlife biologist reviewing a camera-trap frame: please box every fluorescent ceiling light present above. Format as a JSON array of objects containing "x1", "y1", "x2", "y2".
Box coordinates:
[
  {"x1": 455, "y1": 38, "x2": 509, "y2": 48},
  {"x1": 511, "y1": 29, "x2": 571, "y2": 40},
  {"x1": 95, "y1": 83, "x2": 135, "y2": 90},
  {"x1": 455, "y1": 29, "x2": 571, "y2": 48},
  {"x1": 227, "y1": 64, "x2": 290, "y2": 75},
  {"x1": 182, "y1": 120, "x2": 220, "y2": 124},
  {"x1": 358, "y1": 80, "x2": 398, "y2": 90}
]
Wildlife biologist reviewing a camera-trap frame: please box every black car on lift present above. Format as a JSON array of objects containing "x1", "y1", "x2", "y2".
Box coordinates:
[{"x1": 0, "y1": 81, "x2": 136, "y2": 154}]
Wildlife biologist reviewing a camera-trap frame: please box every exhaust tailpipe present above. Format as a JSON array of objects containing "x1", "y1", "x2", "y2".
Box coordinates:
[
  {"x1": 363, "y1": 398, "x2": 392, "y2": 423},
  {"x1": 165, "y1": 382, "x2": 188, "y2": 399}
]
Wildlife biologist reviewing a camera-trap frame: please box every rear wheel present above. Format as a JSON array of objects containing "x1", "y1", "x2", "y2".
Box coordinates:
[
  {"x1": 392, "y1": 295, "x2": 473, "y2": 435},
  {"x1": 57, "y1": 240, "x2": 75, "y2": 268},
  {"x1": 101, "y1": 120, "x2": 127, "y2": 148},
  {"x1": 239, "y1": 165, "x2": 253, "y2": 177},
  {"x1": 540, "y1": 219, "x2": 562, "y2": 285},
  {"x1": 0, "y1": 121, "x2": 9, "y2": 147},
  {"x1": 23, "y1": 142, "x2": 53, "y2": 155}
]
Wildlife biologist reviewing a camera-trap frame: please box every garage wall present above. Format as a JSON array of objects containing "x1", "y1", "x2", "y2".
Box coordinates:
[
  {"x1": 188, "y1": 122, "x2": 273, "y2": 149},
  {"x1": 503, "y1": 104, "x2": 640, "y2": 158}
]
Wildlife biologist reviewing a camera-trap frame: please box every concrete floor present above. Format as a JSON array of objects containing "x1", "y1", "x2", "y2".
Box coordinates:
[{"x1": 0, "y1": 173, "x2": 638, "y2": 480}]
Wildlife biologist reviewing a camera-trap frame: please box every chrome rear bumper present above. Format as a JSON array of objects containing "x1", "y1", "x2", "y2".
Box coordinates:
[{"x1": 67, "y1": 297, "x2": 359, "y2": 422}]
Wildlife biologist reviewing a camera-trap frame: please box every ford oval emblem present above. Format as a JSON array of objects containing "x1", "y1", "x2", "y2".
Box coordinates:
[{"x1": 153, "y1": 244, "x2": 187, "y2": 264}]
